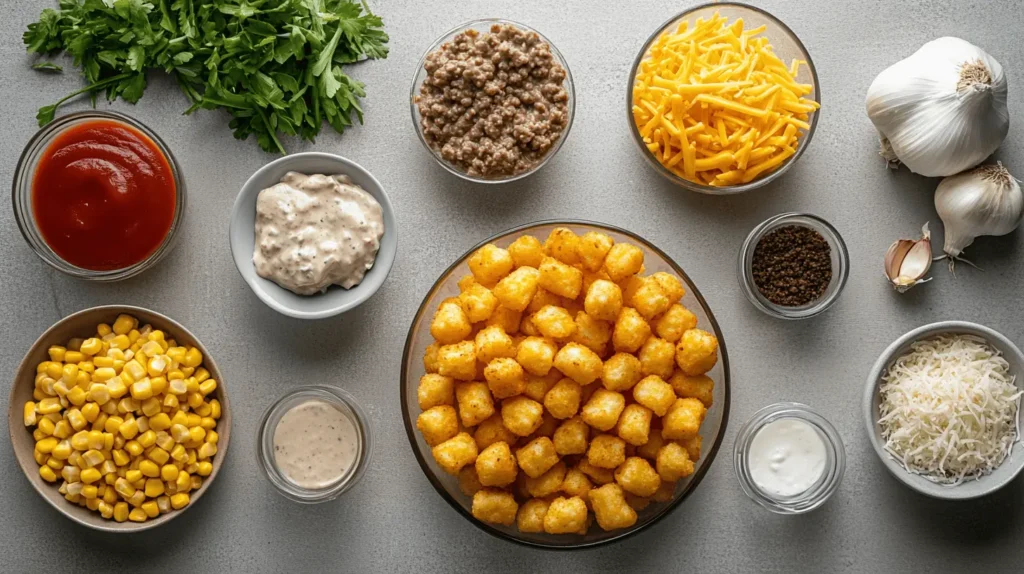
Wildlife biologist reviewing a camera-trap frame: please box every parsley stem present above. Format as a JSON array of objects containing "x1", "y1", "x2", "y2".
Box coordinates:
[
  {"x1": 43, "y1": 72, "x2": 134, "y2": 116},
  {"x1": 255, "y1": 106, "x2": 286, "y2": 155}
]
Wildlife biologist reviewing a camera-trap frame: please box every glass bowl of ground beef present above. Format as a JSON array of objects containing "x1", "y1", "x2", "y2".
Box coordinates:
[{"x1": 411, "y1": 19, "x2": 576, "y2": 184}]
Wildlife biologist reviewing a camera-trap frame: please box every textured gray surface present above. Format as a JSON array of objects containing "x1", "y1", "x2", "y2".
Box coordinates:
[{"x1": 2, "y1": 0, "x2": 1024, "y2": 572}]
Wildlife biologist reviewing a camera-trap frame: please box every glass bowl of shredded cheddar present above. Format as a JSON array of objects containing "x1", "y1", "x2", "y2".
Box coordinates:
[{"x1": 628, "y1": 3, "x2": 820, "y2": 193}]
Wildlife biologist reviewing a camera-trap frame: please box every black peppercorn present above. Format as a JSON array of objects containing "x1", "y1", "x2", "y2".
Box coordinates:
[{"x1": 751, "y1": 225, "x2": 832, "y2": 307}]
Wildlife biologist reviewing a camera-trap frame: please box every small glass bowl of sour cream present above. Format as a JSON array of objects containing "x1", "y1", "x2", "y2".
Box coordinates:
[
  {"x1": 257, "y1": 386, "x2": 372, "y2": 503},
  {"x1": 734, "y1": 402, "x2": 845, "y2": 514}
]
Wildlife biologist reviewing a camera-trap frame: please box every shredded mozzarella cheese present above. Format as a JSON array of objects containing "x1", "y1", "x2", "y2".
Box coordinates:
[{"x1": 878, "y1": 334, "x2": 1020, "y2": 485}]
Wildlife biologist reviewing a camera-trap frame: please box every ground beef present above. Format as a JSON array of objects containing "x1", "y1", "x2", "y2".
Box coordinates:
[{"x1": 414, "y1": 24, "x2": 570, "y2": 178}]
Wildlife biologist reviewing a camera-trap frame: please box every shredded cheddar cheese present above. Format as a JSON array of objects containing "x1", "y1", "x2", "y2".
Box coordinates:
[{"x1": 632, "y1": 13, "x2": 819, "y2": 186}]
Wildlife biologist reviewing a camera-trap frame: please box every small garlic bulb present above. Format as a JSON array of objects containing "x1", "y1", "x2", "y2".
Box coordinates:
[
  {"x1": 866, "y1": 37, "x2": 1009, "y2": 177},
  {"x1": 935, "y1": 163, "x2": 1023, "y2": 259}
]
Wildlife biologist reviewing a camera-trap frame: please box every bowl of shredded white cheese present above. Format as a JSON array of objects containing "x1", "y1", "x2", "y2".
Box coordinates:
[{"x1": 863, "y1": 321, "x2": 1024, "y2": 499}]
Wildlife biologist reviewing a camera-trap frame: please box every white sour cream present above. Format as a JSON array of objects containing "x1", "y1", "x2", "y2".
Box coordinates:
[
  {"x1": 253, "y1": 172, "x2": 384, "y2": 296},
  {"x1": 748, "y1": 418, "x2": 826, "y2": 497},
  {"x1": 273, "y1": 400, "x2": 360, "y2": 490}
]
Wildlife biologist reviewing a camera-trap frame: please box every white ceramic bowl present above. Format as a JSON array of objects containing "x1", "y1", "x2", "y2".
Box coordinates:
[
  {"x1": 229, "y1": 153, "x2": 397, "y2": 319},
  {"x1": 863, "y1": 321, "x2": 1024, "y2": 500}
]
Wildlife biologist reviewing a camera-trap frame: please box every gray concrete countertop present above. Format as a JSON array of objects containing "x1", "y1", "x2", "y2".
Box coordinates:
[{"x1": 3, "y1": 0, "x2": 1024, "y2": 571}]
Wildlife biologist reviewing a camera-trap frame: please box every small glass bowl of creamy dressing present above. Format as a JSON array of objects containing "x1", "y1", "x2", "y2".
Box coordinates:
[
  {"x1": 257, "y1": 386, "x2": 372, "y2": 503},
  {"x1": 734, "y1": 402, "x2": 845, "y2": 514}
]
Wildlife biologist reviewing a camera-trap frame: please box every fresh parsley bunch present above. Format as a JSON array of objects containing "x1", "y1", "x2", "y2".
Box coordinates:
[{"x1": 25, "y1": 0, "x2": 388, "y2": 153}]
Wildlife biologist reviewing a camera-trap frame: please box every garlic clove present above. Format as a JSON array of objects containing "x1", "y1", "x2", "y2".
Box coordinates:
[
  {"x1": 898, "y1": 239, "x2": 933, "y2": 283},
  {"x1": 885, "y1": 239, "x2": 916, "y2": 280},
  {"x1": 885, "y1": 223, "x2": 933, "y2": 292}
]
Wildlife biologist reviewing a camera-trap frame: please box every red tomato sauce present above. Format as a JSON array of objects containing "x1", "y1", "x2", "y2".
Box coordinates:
[{"x1": 32, "y1": 119, "x2": 176, "y2": 271}]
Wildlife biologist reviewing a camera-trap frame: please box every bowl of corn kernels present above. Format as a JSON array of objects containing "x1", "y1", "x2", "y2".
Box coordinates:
[{"x1": 8, "y1": 305, "x2": 230, "y2": 532}]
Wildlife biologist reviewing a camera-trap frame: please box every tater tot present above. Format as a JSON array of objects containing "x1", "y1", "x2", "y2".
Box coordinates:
[
  {"x1": 669, "y1": 372, "x2": 714, "y2": 408},
  {"x1": 632, "y1": 375, "x2": 677, "y2": 417},
  {"x1": 458, "y1": 465, "x2": 484, "y2": 496},
  {"x1": 616, "y1": 404, "x2": 653, "y2": 446},
  {"x1": 474, "y1": 414, "x2": 518, "y2": 451},
  {"x1": 587, "y1": 434, "x2": 627, "y2": 469},
  {"x1": 583, "y1": 280, "x2": 623, "y2": 322},
  {"x1": 531, "y1": 305, "x2": 577, "y2": 339},
  {"x1": 526, "y1": 288, "x2": 565, "y2": 314},
  {"x1": 543, "y1": 228, "x2": 581, "y2": 265},
  {"x1": 472, "y1": 489, "x2": 518, "y2": 525},
  {"x1": 544, "y1": 378, "x2": 582, "y2": 420},
  {"x1": 580, "y1": 389, "x2": 626, "y2": 431},
  {"x1": 516, "y1": 336, "x2": 558, "y2": 377},
  {"x1": 601, "y1": 353, "x2": 643, "y2": 392},
  {"x1": 589, "y1": 483, "x2": 638, "y2": 530},
  {"x1": 516, "y1": 498, "x2": 550, "y2": 533},
  {"x1": 553, "y1": 343, "x2": 603, "y2": 385},
  {"x1": 638, "y1": 337, "x2": 676, "y2": 379},
  {"x1": 543, "y1": 496, "x2": 589, "y2": 534},
  {"x1": 501, "y1": 396, "x2": 545, "y2": 437},
  {"x1": 525, "y1": 461, "x2": 566, "y2": 497},
  {"x1": 508, "y1": 235, "x2": 545, "y2": 268},
  {"x1": 577, "y1": 459, "x2": 615, "y2": 485},
  {"x1": 484, "y1": 358, "x2": 526, "y2": 399},
  {"x1": 523, "y1": 370, "x2": 561, "y2": 402},
  {"x1": 651, "y1": 272, "x2": 685, "y2": 302},
  {"x1": 432, "y1": 432, "x2": 479, "y2": 475},
  {"x1": 458, "y1": 283, "x2": 499, "y2": 323},
  {"x1": 417, "y1": 373, "x2": 455, "y2": 410},
  {"x1": 636, "y1": 428, "x2": 666, "y2": 460},
  {"x1": 552, "y1": 416, "x2": 590, "y2": 455},
  {"x1": 571, "y1": 312, "x2": 611, "y2": 357},
  {"x1": 475, "y1": 441, "x2": 518, "y2": 487},
  {"x1": 531, "y1": 411, "x2": 559, "y2": 439},
  {"x1": 538, "y1": 257, "x2": 584, "y2": 300},
  {"x1": 654, "y1": 304, "x2": 698, "y2": 343},
  {"x1": 493, "y1": 266, "x2": 541, "y2": 312},
  {"x1": 612, "y1": 308, "x2": 651, "y2": 353},
  {"x1": 475, "y1": 325, "x2": 517, "y2": 364},
  {"x1": 561, "y1": 468, "x2": 593, "y2": 500},
  {"x1": 485, "y1": 306, "x2": 522, "y2": 334},
  {"x1": 457, "y1": 274, "x2": 476, "y2": 292},
  {"x1": 468, "y1": 244, "x2": 514, "y2": 287},
  {"x1": 416, "y1": 405, "x2": 460, "y2": 446},
  {"x1": 614, "y1": 456, "x2": 661, "y2": 497},
  {"x1": 582, "y1": 269, "x2": 612, "y2": 294},
  {"x1": 430, "y1": 299, "x2": 472, "y2": 344},
  {"x1": 656, "y1": 442, "x2": 695, "y2": 482},
  {"x1": 437, "y1": 341, "x2": 478, "y2": 381},
  {"x1": 675, "y1": 328, "x2": 719, "y2": 376},
  {"x1": 515, "y1": 437, "x2": 560, "y2": 478},
  {"x1": 603, "y1": 244, "x2": 644, "y2": 282},
  {"x1": 679, "y1": 434, "x2": 702, "y2": 462},
  {"x1": 455, "y1": 382, "x2": 495, "y2": 427},
  {"x1": 423, "y1": 342, "x2": 441, "y2": 374},
  {"x1": 630, "y1": 278, "x2": 672, "y2": 320},
  {"x1": 662, "y1": 398, "x2": 707, "y2": 441},
  {"x1": 577, "y1": 231, "x2": 615, "y2": 272}
]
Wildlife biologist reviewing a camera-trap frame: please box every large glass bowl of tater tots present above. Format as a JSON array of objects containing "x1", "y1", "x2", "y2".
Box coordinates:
[{"x1": 401, "y1": 221, "x2": 730, "y2": 548}]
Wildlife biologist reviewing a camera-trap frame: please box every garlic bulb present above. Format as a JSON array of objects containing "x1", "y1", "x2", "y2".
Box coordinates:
[
  {"x1": 885, "y1": 223, "x2": 933, "y2": 292},
  {"x1": 935, "y1": 163, "x2": 1023, "y2": 259},
  {"x1": 866, "y1": 37, "x2": 1009, "y2": 177}
]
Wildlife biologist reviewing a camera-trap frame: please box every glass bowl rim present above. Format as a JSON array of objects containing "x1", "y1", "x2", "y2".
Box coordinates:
[
  {"x1": 256, "y1": 385, "x2": 373, "y2": 504},
  {"x1": 12, "y1": 110, "x2": 187, "y2": 281},
  {"x1": 732, "y1": 401, "x2": 846, "y2": 514},
  {"x1": 399, "y1": 218, "x2": 732, "y2": 549},
  {"x1": 625, "y1": 1, "x2": 821, "y2": 194},
  {"x1": 408, "y1": 17, "x2": 577, "y2": 185},
  {"x1": 738, "y1": 212, "x2": 849, "y2": 320}
]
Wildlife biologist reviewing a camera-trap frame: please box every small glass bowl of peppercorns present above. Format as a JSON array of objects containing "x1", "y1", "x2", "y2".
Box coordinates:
[{"x1": 738, "y1": 213, "x2": 849, "y2": 320}]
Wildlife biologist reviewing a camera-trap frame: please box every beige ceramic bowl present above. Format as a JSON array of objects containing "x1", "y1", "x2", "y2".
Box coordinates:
[{"x1": 8, "y1": 305, "x2": 231, "y2": 532}]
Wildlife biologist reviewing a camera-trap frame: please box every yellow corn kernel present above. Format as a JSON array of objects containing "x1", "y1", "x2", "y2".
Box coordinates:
[
  {"x1": 144, "y1": 478, "x2": 165, "y2": 499},
  {"x1": 92, "y1": 411, "x2": 108, "y2": 429},
  {"x1": 159, "y1": 463, "x2": 179, "y2": 481},
  {"x1": 92, "y1": 367, "x2": 116, "y2": 383},
  {"x1": 128, "y1": 489, "x2": 145, "y2": 507},
  {"x1": 141, "y1": 340, "x2": 163, "y2": 357},
  {"x1": 127, "y1": 329, "x2": 140, "y2": 344},
  {"x1": 37, "y1": 397, "x2": 62, "y2": 415},
  {"x1": 44, "y1": 361, "x2": 63, "y2": 379},
  {"x1": 183, "y1": 413, "x2": 199, "y2": 427},
  {"x1": 70, "y1": 431, "x2": 89, "y2": 451},
  {"x1": 125, "y1": 360, "x2": 146, "y2": 381},
  {"x1": 81, "y1": 484, "x2": 99, "y2": 499},
  {"x1": 174, "y1": 470, "x2": 190, "y2": 491},
  {"x1": 169, "y1": 424, "x2": 190, "y2": 444},
  {"x1": 167, "y1": 371, "x2": 185, "y2": 382},
  {"x1": 53, "y1": 381, "x2": 70, "y2": 398},
  {"x1": 112, "y1": 449, "x2": 130, "y2": 466},
  {"x1": 33, "y1": 429, "x2": 48, "y2": 442},
  {"x1": 196, "y1": 462, "x2": 213, "y2": 478},
  {"x1": 113, "y1": 435, "x2": 126, "y2": 450},
  {"x1": 167, "y1": 346, "x2": 186, "y2": 362},
  {"x1": 106, "y1": 377, "x2": 128, "y2": 399},
  {"x1": 148, "y1": 329, "x2": 165, "y2": 342},
  {"x1": 86, "y1": 497, "x2": 102, "y2": 512},
  {"x1": 104, "y1": 416, "x2": 124, "y2": 434},
  {"x1": 186, "y1": 392, "x2": 203, "y2": 408},
  {"x1": 128, "y1": 508, "x2": 147, "y2": 522},
  {"x1": 188, "y1": 475, "x2": 201, "y2": 490},
  {"x1": 65, "y1": 350, "x2": 85, "y2": 364},
  {"x1": 113, "y1": 315, "x2": 135, "y2": 335},
  {"x1": 87, "y1": 384, "x2": 111, "y2": 405},
  {"x1": 98, "y1": 501, "x2": 114, "y2": 519},
  {"x1": 154, "y1": 431, "x2": 174, "y2": 452},
  {"x1": 163, "y1": 395, "x2": 180, "y2": 411},
  {"x1": 186, "y1": 449, "x2": 197, "y2": 466},
  {"x1": 37, "y1": 417, "x2": 56, "y2": 436},
  {"x1": 103, "y1": 488, "x2": 118, "y2": 504},
  {"x1": 168, "y1": 378, "x2": 188, "y2": 395},
  {"x1": 103, "y1": 433, "x2": 114, "y2": 452},
  {"x1": 148, "y1": 447, "x2": 170, "y2": 465},
  {"x1": 75, "y1": 371, "x2": 91, "y2": 389},
  {"x1": 170, "y1": 444, "x2": 187, "y2": 462},
  {"x1": 93, "y1": 356, "x2": 115, "y2": 369},
  {"x1": 141, "y1": 397, "x2": 162, "y2": 417},
  {"x1": 77, "y1": 361, "x2": 95, "y2": 374},
  {"x1": 97, "y1": 322, "x2": 113, "y2": 336},
  {"x1": 46, "y1": 456, "x2": 64, "y2": 470},
  {"x1": 22, "y1": 401, "x2": 37, "y2": 427},
  {"x1": 180, "y1": 366, "x2": 195, "y2": 377},
  {"x1": 125, "y1": 469, "x2": 143, "y2": 483},
  {"x1": 168, "y1": 493, "x2": 188, "y2": 510},
  {"x1": 154, "y1": 495, "x2": 170, "y2": 514},
  {"x1": 85, "y1": 430, "x2": 103, "y2": 450},
  {"x1": 61, "y1": 465, "x2": 81, "y2": 483},
  {"x1": 82, "y1": 449, "x2": 104, "y2": 468},
  {"x1": 125, "y1": 440, "x2": 144, "y2": 457},
  {"x1": 36, "y1": 436, "x2": 59, "y2": 454},
  {"x1": 31, "y1": 389, "x2": 46, "y2": 402},
  {"x1": 114, "y1": 477, "x2": 135, "y2": 497},
  {"x1": 198, "y1": 377, "x2": 218, "y2": 395},
  {"x1": 169, "y1": 411, "x2": 187, "y2": 427},
  {"x1": 188, "y1": 427, "x2": 206, "y2": 444},
  {"x1": 193, "y1": 403, "x2": 211, "y2": 417},
  {"x1": 118, "y1": 419, "x2": 139, "y2": 439},
  {"x1": 101, "y1": 459, "x2": 117, "y2": 474},
  {"x1": 207, "y1": 428, "x2": 221, "y2": 443},
  {"x1": 51, "y1": 439, "x2": 73, "y2": 460},
  {"x1": 130, "y1": 379, "x2": 153, "y2": 401},
  {"x1": 139, "y1": 460, "x2": 159, "y2": 478},
  {"x1": 80, "y1": 468, "x2": 101, "y2": 484},
  {"x1": 149, "y1": 413, "x2": 172, "y2": 432},
  {"x1": 80, "y1": 338, "x2": 103, "y2": 356},
  {"x1": 80, "y1": 402, "x2": 100, "y2": 424},
  {"x1": 53, "y1": 420, "x2": 71, "y2": 440},
  {"x1": 33, "y1": 449, "x2": 48, "y2": 465},
  {"x1": 113, "y1": 501, "x2": 129, "y2": 522},
  {"x1": 118, "y1": 397, "x2": 139, "y2": 414},
  {"x1": 141, "y1": 499, "x2": 160, "y2": 518},
  {"x1": 182, "y1": 348, "x2": 202, "y2": 369},
  {"x1": 137, "y1": 430, "x2": 157, "y2": 449},
  {"x1": 39, "y1": 466, "x2": 57, "y2": 482},
  {"x1": 185, "y1": 377, "x2": 199, "y2": 393},
  {"x1": 62, "y1": 363, "x2": 80, "y2": 384},
  {"x1": 197, "y1": 442, "x2": 217, "y2": 460},
  {"x1": 66, "y1": 386, "x2": 87, "y2": 407},
  {"x1": 111, "y1": 335, "x2": 131, "y2": 352},
  {"x1": 47, "y1": 346, "x2": 67, "y2": 362}
]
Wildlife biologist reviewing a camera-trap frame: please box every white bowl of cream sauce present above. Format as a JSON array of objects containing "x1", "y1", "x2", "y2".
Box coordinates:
[{"x1": 230, "y1": 153, "x2": 396, "y2": 319}]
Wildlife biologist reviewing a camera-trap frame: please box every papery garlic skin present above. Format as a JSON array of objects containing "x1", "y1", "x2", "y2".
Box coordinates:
[
  {"x1": 935, "y1": 163, "x2": 1023, "y2": 258},
  {"x1": 866, "y1": 37, "x2": 1008, "y2": 177}
]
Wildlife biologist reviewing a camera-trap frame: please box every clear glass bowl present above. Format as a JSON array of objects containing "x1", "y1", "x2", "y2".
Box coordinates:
[
  {"x1": 737, "y1": 213, "x2": 849, "y2": 320},
  {"x1": 626, "y1": 2, "x2": 821, "y2": 194},
  {"x1": 12, "y1": 110, "x2": 186, "y2": 281},
  {"x1": 257, "y1": 386, "x2": 372, "y2": 504},
  {"x1": 410, "y1": 18, "x2": 576, "y2": 184},
  {"x1": 400, "y1": 220, "x2": 731, "y2": 549},
  {"x1": 734, "y1": 402, "x2": 845, "y2": 514}
]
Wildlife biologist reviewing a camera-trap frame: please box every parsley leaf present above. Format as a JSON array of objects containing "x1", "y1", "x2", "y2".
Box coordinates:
[{"x1": 25, "y1": 0, "x2": 388, "y2": 154}]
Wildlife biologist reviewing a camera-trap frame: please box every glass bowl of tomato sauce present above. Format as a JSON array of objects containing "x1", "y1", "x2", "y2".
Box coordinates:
[{"x1": 13, "y1": 111, "x2": 185, "y2": 281}]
